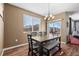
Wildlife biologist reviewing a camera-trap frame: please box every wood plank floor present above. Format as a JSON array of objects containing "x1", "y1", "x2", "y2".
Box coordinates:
[{"x1": 3, "y1": 43, "x2": 79, "y2": 56}]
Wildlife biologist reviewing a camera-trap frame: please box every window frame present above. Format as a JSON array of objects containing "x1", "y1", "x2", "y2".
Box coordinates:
[{"x1": 23, "y1": 14, "x2": 41, "y2": 33}]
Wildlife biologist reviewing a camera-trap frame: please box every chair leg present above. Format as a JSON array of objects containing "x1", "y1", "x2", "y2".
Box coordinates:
[
  {"x1": 31, "y1": 51, "x2": 33, "y2": 56},
  {"x1": 28, "y1": 51, "x2": 30, "y2": 56},
  {"x1": 28, "y1": 50, "x2": 32, "y2": 56},
  {"x1": 28, "y1": 48, "x2": 31, "y2": 56},
  {"x1": 47, "y1": 50, "x2": 49, "y2": 56},
  {"x1": 59, "y1": 43, "x2": 61, "y2": 50}
]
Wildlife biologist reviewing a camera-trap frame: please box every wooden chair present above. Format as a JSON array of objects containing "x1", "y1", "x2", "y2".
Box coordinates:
[
  {"x1": 27, "y1": 34, "x2": 39, "y2": 56},
  {"x1": 42, "y1": 37, "x2": 61, "y2": 56}
]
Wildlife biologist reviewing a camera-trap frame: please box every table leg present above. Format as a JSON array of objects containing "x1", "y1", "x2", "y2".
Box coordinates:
[
  {"x1": 59, "y1": 43, "x2": 61, "y2": 50},
  {"x1": 39, "y1": 42, "x2": 43, "y2": 56},
  {"x1": 59, "y1": 37, "x2": 61, "y2": 50}
]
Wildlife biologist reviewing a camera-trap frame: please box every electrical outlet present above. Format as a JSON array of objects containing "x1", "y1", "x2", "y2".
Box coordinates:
[
  {"x1": 23, "y1": 32, "x2": 27, "y2": 34},
  {"x1": 16, "y1": 39, "x2": 18, "y2": 42}
]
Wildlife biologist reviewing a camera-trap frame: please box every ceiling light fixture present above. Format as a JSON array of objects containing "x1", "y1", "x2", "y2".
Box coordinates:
[{"x1": 44, "y1": 3, "x2": 55, "y2": 21}]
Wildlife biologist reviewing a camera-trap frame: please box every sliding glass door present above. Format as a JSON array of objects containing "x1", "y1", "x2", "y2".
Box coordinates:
[{"x1": 48, "y1": 20, "x2": 61, "y2": 36}]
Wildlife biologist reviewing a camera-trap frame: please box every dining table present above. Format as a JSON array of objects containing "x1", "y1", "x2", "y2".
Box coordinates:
[{"x1": 32, "y1": 33, "x2": 61, "y2": 56}]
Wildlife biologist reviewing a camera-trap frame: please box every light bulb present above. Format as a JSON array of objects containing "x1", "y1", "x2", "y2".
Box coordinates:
[
  {"x1": 48, "y1": 17, "x2": 50, "y2": 20},
  {"x1": 52, "y1": 16, "x2": 55, "y2": 19},
  {"x1": 50, "y1": 14, "x2": 52, "y2": 17},
  {"x1": 44, "y1": 16, "x2": 47, "y2": 20}
]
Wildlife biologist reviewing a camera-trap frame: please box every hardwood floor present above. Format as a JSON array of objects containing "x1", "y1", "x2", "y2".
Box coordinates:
[
  {"x1": 3, "y1": 43, "x2": 79, "y2": 56},
  {"x1": 55, "y1": 43, "x2": 79, "y2": 56},
  {"x1": 3, "y1": 45, "x2": 28, "y2": 56}
]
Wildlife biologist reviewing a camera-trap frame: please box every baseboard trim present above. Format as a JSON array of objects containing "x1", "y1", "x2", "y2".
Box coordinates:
[
  {"x1": 61, "y1": 42, "x2": 66, "y2": 44},
  {"x1": 1, "y1": 43, "x2": 28, "y2": 56},
  {"x1": 1, "y1": 49, "x2": 4, "y2": 56},
  {"x1": 3, "y1": 43, "x2": 28, "y2": 51}
]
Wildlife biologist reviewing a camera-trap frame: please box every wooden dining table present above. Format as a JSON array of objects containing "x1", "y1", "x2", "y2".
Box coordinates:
[{"x1": 32, "y1": 34, "x2": 61, "y2": 56}]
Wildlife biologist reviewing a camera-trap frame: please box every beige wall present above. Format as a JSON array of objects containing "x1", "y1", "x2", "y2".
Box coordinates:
[
  {"x1": 0, "y1": 3, "x2": 4, "y2": 55},
  {"x1": 4, "y1": 4, "x2": 42, "y2": 48},
  {"x1": 41, "y1": 19, "x2": 46, "y2": 32}
]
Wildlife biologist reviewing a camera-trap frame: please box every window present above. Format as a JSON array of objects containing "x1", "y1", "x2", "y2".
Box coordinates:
[
  {"x1": 48, "y1": 20, "x2": 61, "y2": 35},
  {"x1": 23, "y1": 15, "x2": 40, "y2": 32},
  {"x1": 32, "y1": 17, "x2": 40, "y2": 31},
  {"x1": 23, "y1": 15, "x2": 32, "y2": 32}
]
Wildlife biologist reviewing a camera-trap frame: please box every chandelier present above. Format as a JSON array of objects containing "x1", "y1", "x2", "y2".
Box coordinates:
[{"x1": 44, "y1": 3, "x2": 55, "y2": 20}]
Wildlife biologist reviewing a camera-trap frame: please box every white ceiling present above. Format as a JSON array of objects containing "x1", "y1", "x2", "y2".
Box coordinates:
[
  {"x1": 10, "y1": 3, "x2": 79, "y2": 20},
  {"x1": 70, "y1": 12, "x2": 79, "y2": 20}
]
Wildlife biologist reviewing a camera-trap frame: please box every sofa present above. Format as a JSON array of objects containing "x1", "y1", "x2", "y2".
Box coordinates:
[{"x1": 68, "y1": 35, "x2": 79, "y2": 45}]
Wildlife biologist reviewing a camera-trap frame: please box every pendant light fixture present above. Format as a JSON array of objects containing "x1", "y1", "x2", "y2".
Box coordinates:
[{"x1": 44, "y1": 3, "x2": 55, "y2": 20}]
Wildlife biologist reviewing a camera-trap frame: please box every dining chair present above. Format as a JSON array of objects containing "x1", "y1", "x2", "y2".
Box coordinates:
[
  {"x1": 42, "y1": 37, "x2": 61, "y2": 56},
  {"x1": 27, "y1": 34, "x2": 39, "y2": 56}
]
